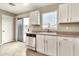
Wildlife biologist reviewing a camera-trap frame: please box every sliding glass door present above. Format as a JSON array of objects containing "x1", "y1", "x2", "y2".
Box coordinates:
[
  {"x1": 16, "y1": 17, "x2": 29, "y2": 42},
  {"x1": 17, "y1": 18, "x2": 23, "y2": 42}
]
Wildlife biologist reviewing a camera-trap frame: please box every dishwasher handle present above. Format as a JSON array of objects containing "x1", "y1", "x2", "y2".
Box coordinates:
[{"x1": 26, "y1": 33, "x2": 36, "y2": 37}]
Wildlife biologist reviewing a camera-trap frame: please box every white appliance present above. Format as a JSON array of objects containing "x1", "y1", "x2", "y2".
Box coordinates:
[{"x1": 26, "y1": 33, "x2": 36, "y2": 51}]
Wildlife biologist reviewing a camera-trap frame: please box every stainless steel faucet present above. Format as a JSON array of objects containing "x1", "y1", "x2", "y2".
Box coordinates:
[{"x1": 47, "y1": 23, "x2": 50, "y2": 32}]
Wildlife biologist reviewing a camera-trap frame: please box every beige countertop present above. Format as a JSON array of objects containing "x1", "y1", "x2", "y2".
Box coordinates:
[
  {"x1": 26, "y1": 32, "x2": 57, "y2": 36},
  {"x1": 26, "y1": 32, "x2": 79, "y2": 37}
]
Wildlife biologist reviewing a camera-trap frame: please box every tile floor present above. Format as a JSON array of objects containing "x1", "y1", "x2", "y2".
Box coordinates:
[
  {"x1": 27, "y1": 49, "x2": 46, "y2": 56},
  {"x1": 0, "y1": 42, "x2": 46, "y2": 56},
  {"x1": 0, "y1": 42, "x2": 26, "y2": 56}
]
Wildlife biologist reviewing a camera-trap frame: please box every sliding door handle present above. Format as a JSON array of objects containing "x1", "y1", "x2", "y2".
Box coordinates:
[
  {"x1": 2, "y1": 30, "x2": 5, "y2": 32},
  {"x1": 59, "y1": 42, "x2": 61, "y2": 46}
]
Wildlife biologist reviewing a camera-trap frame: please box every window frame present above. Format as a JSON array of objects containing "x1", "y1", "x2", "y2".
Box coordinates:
[{"x1": 41, "y1": 11, "x2": 58, "y2": 31}]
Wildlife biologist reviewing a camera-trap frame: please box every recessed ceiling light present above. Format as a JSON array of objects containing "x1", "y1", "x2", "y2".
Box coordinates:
[
  {"x1": 23, "y1": 3, "x2": 30, "y2": 6},
  {"x1": 9, "y1": 3, "x2": 16, "y2": 6}
]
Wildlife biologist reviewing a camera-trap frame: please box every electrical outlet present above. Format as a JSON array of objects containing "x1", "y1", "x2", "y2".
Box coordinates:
[{"x1": 66, "y1": 26, "x2": 69, "y2": 30}]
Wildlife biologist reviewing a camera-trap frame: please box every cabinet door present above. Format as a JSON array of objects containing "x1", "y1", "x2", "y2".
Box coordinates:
[
  {"x1": 34, "y1": 11, "x2": 40, "y2": 25},
  {"x1": 58, "y1": 37, "x2": 73, "y2": 56},
  {"x1": 74, "y1": 38, "x2": 79, "y2": 56},
  {"x1": 30, "y1": 12, "x2": 34, "y2": 25},
  {"x1": 36, "y1": 35, "x2": 45, "y2": 53},
  {"x1": 71, "y1": 4, "x2": 79, "y2": 22},
  {"x1": 59, "y1": 4, "x2": 68, "y2": 23},
  {"x1": 30, "y1": 11, "x2": 40, "y2": 25},
  {"x1": 45, "y1": 36, "x2": 57, "y2": 56}
]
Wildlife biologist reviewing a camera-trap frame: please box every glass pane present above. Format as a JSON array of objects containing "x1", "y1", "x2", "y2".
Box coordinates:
[
  {"x1": 24, "y1": 18, "x2": 29, "y2": 25},
  {"x1": 42, "y1": 11, "x2": 57, "y2": 30}
]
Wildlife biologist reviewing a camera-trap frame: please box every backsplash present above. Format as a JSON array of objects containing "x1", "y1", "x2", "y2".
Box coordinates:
[
  {"x1": 28, "y1": 25, "x2": 58, "y2": 32},
  {"x1": 29, "y1": 25, "x2": 42, "y2": 32},
  {"x1": 29, "y1": 23, "x2": 79, "y2": 32},
  {"x1": 58, "y1": 23, "x2": 79, "y2": 32}
]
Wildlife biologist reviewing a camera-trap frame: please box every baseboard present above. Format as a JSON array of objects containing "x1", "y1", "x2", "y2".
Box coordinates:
[{"x1": 1, "y1": 40, "x2": 15, "y2": 45}]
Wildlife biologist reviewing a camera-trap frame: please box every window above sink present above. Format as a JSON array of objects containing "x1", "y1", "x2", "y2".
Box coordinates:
[{"x1": 42, "y1": 11, "x2": 58, "y2": 31}]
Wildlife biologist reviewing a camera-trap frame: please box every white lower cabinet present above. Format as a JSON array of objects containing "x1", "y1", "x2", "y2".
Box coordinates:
[
  {"x1": 36, "y1": 35, "x2": 45, "y2": 54},
  {"x1": 45, "y1": 36, "x2": 57, "y2": 56},
  {"x1": 36, "y1": 35, "x2": 57, "y2": 56},
  {"x1": 36, "y1": 34, "x2": 79, "y2": 56},
  {"x1": 58, "y1": 37, "x2": 74, "y2": 56},
  {"x1": 74, "y1": 37, "x2": 79, "y2": 56}
]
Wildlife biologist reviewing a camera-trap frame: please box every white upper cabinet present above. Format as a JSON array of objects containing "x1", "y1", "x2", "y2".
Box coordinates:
[
  {"x1": 59, "y1": 3, "x2": 79, "y2": 23},
  {"x1": 30, "y1": 11, "x2": 40, "y2": 25},
  {"x1": 59, "y1": 4, "x2": 68, "y2": 23},
  {"x1": 58, "y1": 37, "x2": 73, "y2": 56},
  {"x1": 71, "y1": 4, "x2": 79, "y2": 22}
]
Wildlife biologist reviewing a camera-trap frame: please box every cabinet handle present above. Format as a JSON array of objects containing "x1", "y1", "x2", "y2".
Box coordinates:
[
  {"x1": 63, "y1": 39, "x2": 68, "y2": 40},
  {"x1": 67, "y1": 18, "x2": 68, "y2": 22},
  {"x1": 59, "y1": 41, "x2": 61, "y2": 46},
  {"x1": 47, "y1": 40, "x2": 48, "y2": 52},
  {"x1": 44, "y1": 40, "x2": 45, "y2": 43},
  {"x1": 46, "y1": 40, "x2": 47, "y2": 43},
  {"x1": 44, "y1": 40, "x2": 45, "y2": 52},
  {"x1": 70, "y1": 18, "x2": 71, "y2": 22}
]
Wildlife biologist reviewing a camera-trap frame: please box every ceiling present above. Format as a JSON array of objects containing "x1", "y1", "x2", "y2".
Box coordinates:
[{"x1": 0, "y1": 3, "x2": 52, "y2": 14}]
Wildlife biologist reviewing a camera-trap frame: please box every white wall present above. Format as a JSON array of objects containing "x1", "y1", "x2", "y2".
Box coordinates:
[{"x1": 0, "y1": 14, "x2": 2, "y2": 44}]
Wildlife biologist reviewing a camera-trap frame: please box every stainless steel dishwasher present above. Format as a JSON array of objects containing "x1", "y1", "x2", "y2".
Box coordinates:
[{"x1": 26, "y1": 33, "x2": 36, "y2": 51}]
